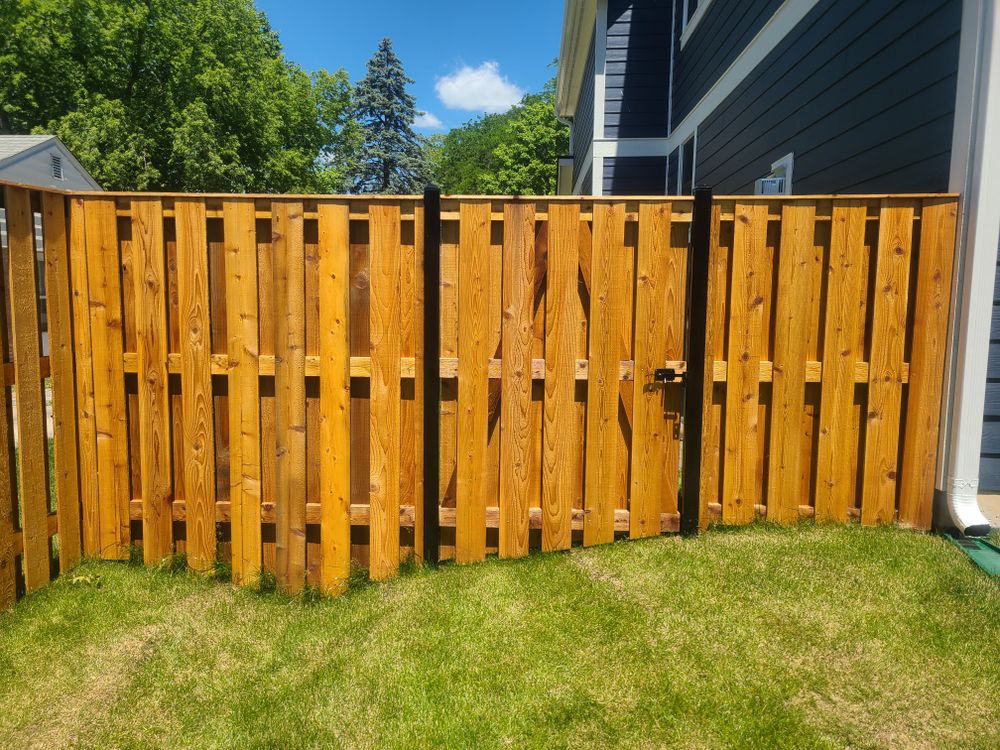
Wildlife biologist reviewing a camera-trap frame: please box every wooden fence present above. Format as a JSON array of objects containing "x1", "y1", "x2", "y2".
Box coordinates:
[{"x1": 0, "y1": 181, "x2": 959, "y2": 604}]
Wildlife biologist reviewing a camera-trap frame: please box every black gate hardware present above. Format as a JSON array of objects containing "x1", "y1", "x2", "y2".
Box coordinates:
[{"x1": 653, "y1": 367, "x2": 680, "y2": 383}]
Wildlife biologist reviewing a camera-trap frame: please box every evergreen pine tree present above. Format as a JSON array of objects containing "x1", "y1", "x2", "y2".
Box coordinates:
[{"x1": 351, "y1": 38, "x2": 430, "y2": 194}]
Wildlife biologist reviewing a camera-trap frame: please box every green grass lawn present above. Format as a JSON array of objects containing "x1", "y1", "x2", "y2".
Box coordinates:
[{"x1": 1, "y1": 525, "x2": 997, "y2": 750}]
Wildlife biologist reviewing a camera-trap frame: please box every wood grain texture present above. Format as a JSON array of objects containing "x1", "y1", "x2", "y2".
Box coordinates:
[
  {"x1": 42, "y1": 192, "x2": 82, "y2": 571},
  {"x1": 412, "y1": 204, "x2": 426, "y2": 561},
  {"x1": 318, "y1": 202, "x2": 351, "y2": 592},
  {"x1": 861, "y1": 200, "x2": 914, "y2": 525},
  {"x1": 815, "y1": 201, "x2": 867, "y2": 521},
  {"x1": 224, "y1": 200, "x2": 262, "y2": 583},
  {"x1": 898, "y1": 198, "x2": 957, "y2": 529},
  {"x1": 369, "y1": 204, "x2": 402, "y2": 579},
  {"x1": 499, "y1": 202, "x2": 534, "y2": 558},
  {"x1": 456, "y1": 201, "x2": 490, "y2": 563},
  {"x1": 175, "y1": 199, "x2": 217, "y2": 570},
  {"x1": 630, "y1": 202, "x2": 675, "y2": 537},
  {"x1": 0, "y1": 224, "x2": 13, "y2": 607},
  {"x1": 69, "y1": 198, "x2": 100, "y2": 556},
  {"x1": 543, "y1": 203, "x2": 580, "y2": 551},
  {"x1": 84, "y1": 197, "x2": 130, "y2": 559},
  {"x1": 132, "y1": 199, "x2": 173, "y2": 563},
  {"x1": 766, "y1": 202, "x2": 816, "y2": 523},
  {"x1": 722, "y1": 203, "x2": 768, "y2": 524},
  {"x1": 273, "y1": 201, "x2": 306, "y2": 590},
  {"x1": 6, "y1": 187, "x2": 49, "y2": 588},
  {"x1": 584, "y1": 202, "x2": 626, "y2": 546},
  {"x1": 700, "y1": 204, "x2": 727, "y2": 528}
]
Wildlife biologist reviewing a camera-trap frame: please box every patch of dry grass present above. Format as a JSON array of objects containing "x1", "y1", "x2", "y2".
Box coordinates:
[{"x1": 0, "y1": 524, "x2": 997, "y2": 749}]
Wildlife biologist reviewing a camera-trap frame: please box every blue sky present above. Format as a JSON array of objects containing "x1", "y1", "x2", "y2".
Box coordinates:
[{"x1": 255, "y1": 0, "x2": 564, "y2": 132}]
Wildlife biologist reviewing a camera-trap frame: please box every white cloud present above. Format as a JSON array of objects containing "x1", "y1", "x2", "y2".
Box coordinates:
[
  {"x1": 414, "y1": 111, "x2": 444, "y2": 130},
  {"x1": 435, "y1": 61, "x2": 524, "y2": 114}
]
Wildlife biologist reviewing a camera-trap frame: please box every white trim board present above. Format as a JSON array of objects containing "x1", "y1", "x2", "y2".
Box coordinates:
[
  {"x1": 680, "y1": 0, "x2": 714, "y2": 49},
  {"x1": 592, "y1": 138, "x2": 673, "y2": 158}
]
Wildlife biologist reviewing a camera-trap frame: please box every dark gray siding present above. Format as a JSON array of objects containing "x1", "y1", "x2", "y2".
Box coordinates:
[
  {"x1": 572, "y1": 37, "x2": 596, "y2": 189},
  {"x1": 672, "y1": 0, "x2": 782, "y2": 127},
  {"x1": 602, "y1": 156, "x2": 667, "y2": 195},
  {"x1": 580, "y1": 165, "x2": 593, "y2": 194},
  {"x1": 695, "y1": 0, "x2": 961, "y2": 194},
  {"x1": 981, "y1": 255, "x2": 1000, "y2": 488},
  {"x1": 605, "y1": 0, "x2": 670, "y2": 138}
]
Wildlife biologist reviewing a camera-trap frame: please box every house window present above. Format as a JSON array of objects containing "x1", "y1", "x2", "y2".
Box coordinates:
[
  {"x1": 681, "y1": 0, "x2": 712, "y2": 47},
  {"x1": 50, "y1": 154, "x2": 64, "y2": 180},
  {"x1": 681, "y1": 135, "x2": 695, "y2": 195},
  {"x1": 754, "y1": 152, "x2": 794, "y2": 195}
]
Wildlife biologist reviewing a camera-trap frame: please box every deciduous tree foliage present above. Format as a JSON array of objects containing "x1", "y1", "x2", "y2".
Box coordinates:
[
  {"x1": 0, "y1": 0, "x2": 358, "y2": 192},
  {"x1": 350, "y1": 38, "x2": 430, "y2": 194},
  {"x1": 430, "y1": 79, "x2": 569, "y2": 195}
]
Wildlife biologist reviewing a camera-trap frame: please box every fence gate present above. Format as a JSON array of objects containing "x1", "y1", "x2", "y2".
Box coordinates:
[{"x1": 419, "y1": 190, "x2": 701, "y2": 566}]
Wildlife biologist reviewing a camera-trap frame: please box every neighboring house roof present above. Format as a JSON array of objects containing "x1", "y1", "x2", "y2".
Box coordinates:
[
  {"x1": 0, "y1": 134, "x2": 101, "y2": 190},
  {"x1": 556, "y1": 0, "x2": 597, "y2": 119},
  {"x1": 0, "y1": 135, "x2": 57, "y2": 163}
]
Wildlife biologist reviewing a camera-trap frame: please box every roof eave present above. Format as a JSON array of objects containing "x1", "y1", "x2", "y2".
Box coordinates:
[{"x1": 556, "y1": 0, "x2": 598, "y2": 119}]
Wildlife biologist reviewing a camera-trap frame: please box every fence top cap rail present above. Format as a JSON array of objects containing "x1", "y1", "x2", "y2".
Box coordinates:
[{"x1": 0, "y1": 179, "x2": 958, "y2": 201}]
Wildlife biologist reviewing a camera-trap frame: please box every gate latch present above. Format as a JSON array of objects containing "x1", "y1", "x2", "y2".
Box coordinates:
[{"x1": 653, "y1": 367, "x2": 681, "y2": 384}]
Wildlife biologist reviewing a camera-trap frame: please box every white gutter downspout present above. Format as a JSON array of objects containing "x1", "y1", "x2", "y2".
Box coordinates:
[{"x1": 942, "y1": 0, "x2": 999, "y2": 535}]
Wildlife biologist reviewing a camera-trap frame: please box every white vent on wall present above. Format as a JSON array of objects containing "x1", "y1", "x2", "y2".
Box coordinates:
[
  {"x1": 50, "y1": 154, "x2": 64, "y2": 180},
  {"x1": 755, "y1": 176, "x2": 785, "y2": 195}
]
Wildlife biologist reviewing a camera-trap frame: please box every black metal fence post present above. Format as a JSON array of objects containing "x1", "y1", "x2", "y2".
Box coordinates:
[
  {"x1": 422, "y1": 185, "x2": 442, "y2": 563},
  {"x1": 681, "y1": 187, "x2": 713, "y2": 536}
]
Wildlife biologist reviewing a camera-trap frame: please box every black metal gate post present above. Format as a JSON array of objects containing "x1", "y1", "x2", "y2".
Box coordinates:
[
  {"x1": 681, "y1": 187, "x2": 713, "y2": 536},
  {"x1": 422, "y1": 185, "x2": 442, "y2": 563}
]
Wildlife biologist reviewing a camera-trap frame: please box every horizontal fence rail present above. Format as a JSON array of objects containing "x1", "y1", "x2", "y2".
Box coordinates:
[{"x1": 0, "y1": 181, "x2": 959, "y2": 604}]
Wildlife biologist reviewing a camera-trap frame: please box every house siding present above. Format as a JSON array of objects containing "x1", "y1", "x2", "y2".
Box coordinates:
[
  {"x1": 672, "y1": 0, "x2": 783, "y2": 128},
  {"x1": 604, "y1": 0, "x2": 671, "y2": 138},
  {"x1": 602, "y1": 156, "x2": 667, "y2": 195},
  {"x1": 0, "y1": 141, "x2": 99, "y2": 191},
  {"x1": 667, "y1": 147, "x2": 679, "y2": 195},
  {"x1": 573, "y1": 36, "x2": 596, "y2": 189},
  {"x1": 981, "y1": 253, "x2": 1000, "y2": 489},
  {"x1": 693, "y1": 0, "x2": 961, "y2": 194}
]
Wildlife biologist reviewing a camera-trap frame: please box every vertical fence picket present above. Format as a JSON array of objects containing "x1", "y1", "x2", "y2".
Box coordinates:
[
  {"x1": 6, "y1": 186, "x2": 49, "y2": 588},
  {"x1": 455, "y1": 201, "x2": 490, "y2": 564},
  {"x1": 861, "y1": 200, "x2": 914, "y2": 525},
  {"x1": 0, "y1": 187, "x2": 13, "y2": 605},
  {"x1": 543, "y1": 203, "x2": 580, "y2": 551},
  {"x1": 273, "y1": 201, "x2": 306, "y2": 590},
  {"x1": 132, "y1": 199, "x2": 173, "y2": 563},
  {"x1": 176, "y1": 199, "x2": 216, "y2": 570},
  {"x1": 899, "y1": 198, "x2": 958, "y2": 528},
  {"x1": 42, "y1": 193, "x2": 82, "y2": 571},
  {"x1": 318, "y1": 202, "x2": 351, "y2": 593},
  {"x1": 413, "y1": 202, "x2": 426, "y2": 561},
  {"x1": 722, "y1": 202, "x2": 768, "y2": 524},
  {"x1": 700, "y1": 202, "x2": 727, "y2": 528},
  {"x1": 69, "y1": 198, "x2": 99, "y2": 555},
  {"x1": 767, "y1": 202, "x2": 816, "y2": 523},
  {"x1": 584, "y1": 202, "x2": 626, "y2": 546},
  {"x1": 369, "y1": 204, "x2": 402, "y2": 579},
  {"x1": 224, "y1": 200, "x2": 261, "y2": 584},
  {"x1": 815, "y1": 201, "x2": 868, "y2": 521},
  {"x1": 499, "y1": 202, "x2": 534, "y2": 558},
  {"x1": 630, "y1": 202, "x2": 673, "y2": 537},
  {"x1": 84, "y1": 197, "x2": 130, "y2": 559}
]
